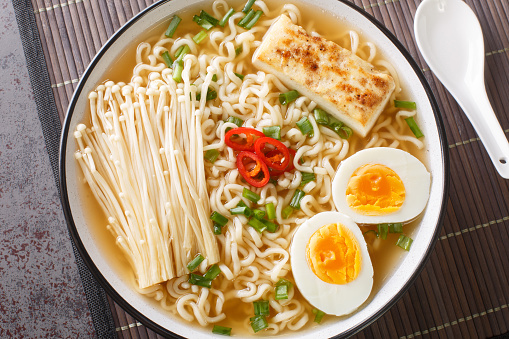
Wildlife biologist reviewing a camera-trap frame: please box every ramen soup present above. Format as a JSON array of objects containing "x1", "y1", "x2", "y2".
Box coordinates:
[{"x1": 73, "y1": 0, "x2": 431, "y2": 335}]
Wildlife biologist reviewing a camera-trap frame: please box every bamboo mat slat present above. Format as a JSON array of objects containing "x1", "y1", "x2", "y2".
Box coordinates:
[{"x1": 23, "y1": 0, "x2": 509, "y2": 337}]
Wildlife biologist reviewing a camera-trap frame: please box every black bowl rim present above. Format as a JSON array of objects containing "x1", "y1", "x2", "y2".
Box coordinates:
[{"x1": 58, "y1": 0, "x2": 450, "y2": 338}]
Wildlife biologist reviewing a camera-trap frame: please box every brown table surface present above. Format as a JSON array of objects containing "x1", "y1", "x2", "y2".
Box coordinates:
[{"x1": 15, "y1": 0, "x2": 509, "y2": 338}]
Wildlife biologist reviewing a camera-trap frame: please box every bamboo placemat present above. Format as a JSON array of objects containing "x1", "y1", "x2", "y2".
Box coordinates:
[{"x1": 14, "y1": 0, "x2": 509, "y2": 338}]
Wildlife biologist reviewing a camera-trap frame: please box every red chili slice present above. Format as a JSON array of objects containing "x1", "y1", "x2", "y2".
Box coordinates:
[
  {"x1": 237, "y1": 151, "x2": 270, "y2": 187},
  {"x1": 270, "y1": 148, "x2": 296, "y2": 176},
  {"x1": 225, "y1": 127, "x2": 265, "y2": 152},
  {"x1": 254, "y1": 137, "x2": 290, "y2": 171}
]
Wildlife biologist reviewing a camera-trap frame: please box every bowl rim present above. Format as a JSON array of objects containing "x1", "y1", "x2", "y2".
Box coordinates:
[{"x1": 58, "y1": 0, "x2": 450, "y2": 338}]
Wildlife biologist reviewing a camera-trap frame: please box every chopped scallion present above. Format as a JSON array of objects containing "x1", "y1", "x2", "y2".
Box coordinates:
[
  {"x1": 248, "y1": 217, "x2": 267, "y2": 233},
  {"x1": 313, "y1": 108, "x2": 353, "y2": 139},
  {"x1": 194, "y1": 16, "x2": 214, "y2": 30},
  {"x1": 243, "y1": 187, "x2": 260, "y2": 203},
  {"x1": 237, "y1": 200, "x2": 248, "y2": 208},
  {"x1": 275, "y1": 284, "x2": 288, "y2": 300},
  {"x1": 161, "y1": 51, "x2": 173, "y2": 68},
  {"x1": 378, "y1": 223, "x2": 389, "y2": 240},
  {"x1": 265, "y1": 202, "x2": 276, "y2": 220},
  {"x1": 204, "y1": 149, "x2": 220, "y2": 163},
  {"x1": 234, "y1": 72, "x2": 245, "y2": 80},
  {"x1": 203, "y1": 264, "x2": 221, "y2": 280},
  {"x1": 244, "y1": 10, "x2": 263, "y2": 29},
  {"x1": 174, "y1": 45, "x2": 190, "y2": 60},
  {"x1": 388, "y1": 223, "x2": 404, "y2": 233},
  {"x1": 253, "y1": 209, "x2": 266, "y2": 220},
  {"x1": 212, "y1": 74, "x2": 218, "y2": 82},
  {"x1": 212, "y1": 325, "x2": 232, "y2": 336},
  {"x1": 219, "y1": 8, "x2": 235, "y2": 27},
  {"x1": 282, "y1": 206, "x2": 293, "y2": 219},
  {"x1": 296, "y1": 116, "x2": 313, "y2": 137},
  {"x1": 405, "y1": 116, "x2": 424, "y2": 138},
  {"x1": 193, "y1": 30, "x2": 208, "y2": 44},
  {"x1": 210, "y1": 211, "x2": 228, "y2": 226},
  {"x1": 276, "y1": 278, "x2": 293, "y2": 288},
  {"x1": 263, "y1": 126, "x2": 281, "y2": 140},
  {"x1": 230, "y1": 206, "x2": 253, "y2": 217},
  {"x1": 250, "y1": 315, "x2": 268, "y2": 333},
  {"x1": 187, "y1": 253, "x2": 205, "y2": 272},
  {"x1": 363, "y1": 229, "x2": 379, "y2": 238},
  {"x1": 235, "y1": 45, "x2": 243, "y2": 56},
  {"x1": 313, "y1": 108, "x2": 329, "y2": 125},
  {"x1": 242, "y1": 0, "x2": 256, "y2": 13},
  {"x1": 165, "y1": 15, "x2": 181, "y2": 38},
  {"x1": 188, "y1": 273, "x2": 212, "y2": 288},
  {"x1": 196, "y1": 87, "x2": 217, "y2": 101},
  {"x1": 253, "y1": 300, "x2": 270, "y2": 316},
  {"x1": 396, "y1": 234, "x2": 413, "y2": 251},
  {"x1": 227, "y1": 116, "x2": 244, "y2": 127},
  {"x1": 279, "y1": 90, "x2": 299, "y2": 105},
  {"x1": 300, "y1": 172, "x2": 316, "y2": 186},
  {"x1": 312, "y1": 308, "x2": 325, "y2": 324},
  {"x1": 172, "y1": 60, "x2": 184, "y2": 83},
  {"x1": 238, "y1": 9, "x2": 255, "y2": 28},
  {"x1": 289, "y1": 189, "x2": 305, "y2": 209},
  {"x1": 394, "y1": 100, "x2": 417, "y2": 110},
  {"x1": 261, "y1": 219, "x2": 278, "y2": 233},
  {"x1": 213, "y1": 223, "x2": 222, "y2": 235},
  {"x1": 200, "y1": 10, "x2": 219, "y2": 26}
]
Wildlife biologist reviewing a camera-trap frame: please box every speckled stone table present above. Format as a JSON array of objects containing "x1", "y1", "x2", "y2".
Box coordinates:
[{"x1": 0, "y1": 0, "x2": 94, "y2": 336}]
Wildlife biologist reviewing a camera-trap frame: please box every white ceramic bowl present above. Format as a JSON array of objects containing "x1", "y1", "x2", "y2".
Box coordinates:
[{"x1": 59, "y1": 1, "x2": 450, "y2": 338}]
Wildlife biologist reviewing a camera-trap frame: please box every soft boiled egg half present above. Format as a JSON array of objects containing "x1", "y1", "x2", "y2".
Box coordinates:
[
  {"x1": 290, "y1": 212, "x2": 373, "y2": 316},
  {"x1": 332, "y1": 147, "x2": 431, "y2": 224}
]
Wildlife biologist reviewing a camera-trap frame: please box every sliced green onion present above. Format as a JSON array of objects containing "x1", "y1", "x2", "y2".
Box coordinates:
[
  {"x1": 212, "y1": 74, "x2": 218, "y2": 82},
  {"x1": 237, "y1": 200, "x2": 248, "y2": 208},
  {"x1": 405, "y1": 116, "x2": 424, "y2": 138},
  {"x1": 279, "y1": 90, "x2": 299, "y2": 105},
  {"x1": 395, "y1": 100, "x2": 417, "y2": 110},
  {"x1": 276, "y1": 278, "x2": 293, "y2": 288},
  {"x1": 250, "y1": 315, "x2": 268, "y2": 333},
  {"x1": 388, "y1": 223, "x2": 404, "y2": 233},
  {"x1": 282, "y1": 206, "x2": 293, "y2": 219},
  {"x1": 204, "y1": 149, "x2": 220, "y2": 163},
  {"x1": 193, "y1": 30, "x2": 208, "y2": 44},
  {"x1": 165, "y1": 15, "x2": 181, "y2": 38},
  {"x1": 396, "y1": 234, "x2": 413, "y2": 251},
  {"x1": 312, "y1": 308, "x2": 325, "y2": 324},
  {"x1": 296, "y1": 116, "x2": 313, "y2": 137},
  {"x1": 161, "y1": 51, "x2": 173, "y2": 68},
  {"x1": 313, "y1": 108, "x2": 329, "y2": 125},
  {"x1": 172, "y1": 60, "x2": 184, "y2": 83},
  {"x1": 336, "y1": 125, "x2": 353, "y2": 139},
  {"x1": 244, "y1": 10, "x2": 263, "y2": 29},
  {"x1": 378, "y1": 223, "x2": 389, "y2": 240},
  {"x1": 253, "y1": 300, "x2": 270, "y2": 316},
  {"x1": 235, "y1": 45, "x2": 243, "y2": 56},
  {"x1": 187, "y1": 253, "x2": 205, "y2": 272},
  {"x1": 219, "y1": 8, "x2": 235, "y2": 27},
  {"x1": 197, "y1": 87, "x2": 217, "y2": 101},
  {"x1": 262, "y1": 219, "x2": 278, "y2": 233},
  {"x1": 243, "y1": 187, "x2": 260, "y2": 203},
  {"x1": 289, "y1": 189, "x2": 305, "y2": 209},
  {"x1": 188, "y1": 273, "x2": 212, "y2": 288},
  {"x1": 212, "y1": 325, "x2": 232, "y2": 336},
  {"x1": 174, "y1": 45, "x2": 190, "y2": 60},
  {"x1": 263, "y1": 126, "x2": 281, "y2": 140},
  {"x1": 203, "y1": 264, "x2": 221, "y2": 280},
  {"x1": 234, "y1": 72, "x2": 245, "y2": 80},
  {"x1": 363, "y1": 229, "x2": 379, "y2": 238},
  {"x1": 253, "y1": 209, "x2": 266, "y2": 220},
  {"x1": 248, "y1": 217, "x2": 267, "y2": 233},
  {"x1": 210, "y1": 211, "x2": 228, "y2": 226},
  {"x1": 265, "y1": 202, "x2": 276, "y2": 220},
  {"x1": 200, "y1": 10, "x2": 219, "y2": 26},
  {"x1": 269, "y1": 177, "x2": 278, "y2": 186},
  {"x1": 230, "y1": 206, "x2": 253, "y2": 217},
  {"x1": 213, "y1": 223, "x2": 222, "y2": 235},
  {"x1": 242, "y1": 0, "x2": 256, "y2": 13},
  {"x1": 194, "y1": 16, "x2": 214, "y2": 30},
  {"x1": 238, "y1": 9, "x2": 255, "y2": 28},
  {"x1": 300, "y1": 172, "x2": 315, "y2": 186},
  {"x1": 275, "y1": 284, "x2": 288, "y2": 300},
  {"x1": 227, "y1": 116, "x2": 244, "y2": 127}
]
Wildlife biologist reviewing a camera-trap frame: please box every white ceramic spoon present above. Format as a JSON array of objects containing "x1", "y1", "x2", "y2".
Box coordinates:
[{"x1": 414, "y1": 0, "x2": 509, "y2": 178}]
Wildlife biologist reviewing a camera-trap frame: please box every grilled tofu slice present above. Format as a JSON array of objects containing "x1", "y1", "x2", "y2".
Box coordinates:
[{"x1": 252, "y1": 15, "x2": 396, "y2": 137}]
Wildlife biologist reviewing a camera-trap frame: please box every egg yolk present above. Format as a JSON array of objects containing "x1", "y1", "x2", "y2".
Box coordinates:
[
  {"x1": 345, "y1": 164, "x2": 405, "y2": 216},
  {"x1": 306, "y1": 223, "x2": 362, "y2": 285}
]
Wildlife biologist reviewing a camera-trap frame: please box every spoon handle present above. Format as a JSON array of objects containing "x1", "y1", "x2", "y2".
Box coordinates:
[{"x1": 452, "y1": 82, "x2": 509, "y2": 178}]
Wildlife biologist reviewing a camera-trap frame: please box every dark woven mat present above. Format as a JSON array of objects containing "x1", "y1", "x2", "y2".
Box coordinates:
[{"x1": 13, "y1": 0, "x2": 509, "y2": 338}]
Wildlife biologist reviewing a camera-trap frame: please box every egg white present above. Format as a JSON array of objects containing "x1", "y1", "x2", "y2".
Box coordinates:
[
  {"x1": 332, "y1": 147, "x2": 431, "y2": 225},
  {"x1": 290, "y1": 211, "x2": 373, "y2": 316}
]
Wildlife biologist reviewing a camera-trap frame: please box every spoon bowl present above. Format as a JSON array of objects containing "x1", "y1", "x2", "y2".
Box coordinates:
[{"x1": 414, "y1": 0, "x2": 509, "y2": 178}]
